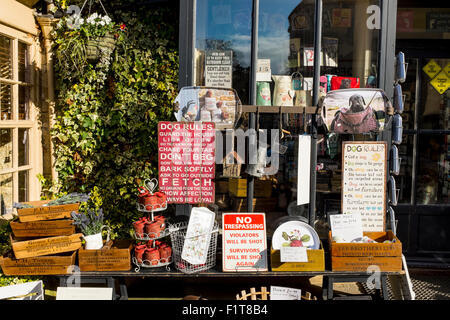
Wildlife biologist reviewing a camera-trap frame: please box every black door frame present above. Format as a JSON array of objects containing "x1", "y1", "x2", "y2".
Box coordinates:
[{"x1": 394, "y1": 43, "x2": 450, "y2": 264}]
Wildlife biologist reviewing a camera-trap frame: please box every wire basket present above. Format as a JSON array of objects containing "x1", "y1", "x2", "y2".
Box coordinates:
[{"x1": 169, "y1": 221, "x2": 219, "y2": 274}]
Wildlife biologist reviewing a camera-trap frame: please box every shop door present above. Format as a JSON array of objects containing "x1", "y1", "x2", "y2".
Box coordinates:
[{"x1": 395, "y1": 54, "x2": 450, "y2": 266}]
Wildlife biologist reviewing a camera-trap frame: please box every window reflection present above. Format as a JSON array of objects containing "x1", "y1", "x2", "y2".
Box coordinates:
[
  {"x1": 417, "y1": 135, "x2": 449, "y2": 204},
  {"x1": 195, "y1": 0, "x2": 252, "y2": 104}
]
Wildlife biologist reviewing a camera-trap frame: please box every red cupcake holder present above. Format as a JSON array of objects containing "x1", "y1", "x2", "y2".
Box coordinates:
[{"x1": 132, "y1": 242, "x2": 173, "y2": 272}]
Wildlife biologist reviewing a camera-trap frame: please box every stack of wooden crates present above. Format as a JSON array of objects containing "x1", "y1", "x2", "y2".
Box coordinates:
[
  {"x1": 228, "y1": 178, "x2": 276, "y2": 212},
  {"x1": 0, "y1": 200, "x2": 82, "y2": 276}
]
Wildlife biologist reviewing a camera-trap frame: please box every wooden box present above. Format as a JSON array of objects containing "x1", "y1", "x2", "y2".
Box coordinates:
[
  {"x1": 10, "y1": 220, "x2": 75, "y2": 238},
  {"x1": 216, "y1": 181, "x2": 229, "y2": 194},
  {"x1": 0, "y1": 251, "x2": 76, "y2": 276},
  {"x1": 229, "y1": 178, "x2": 247, "y2": 197},
  {"x1": 232, "y1": 197, "x2": 277, "y2": 212},
  {"x1": 10, "y1": 233, "x2": 83, "y2": 259},
  {"x1": 16, "y1": 200, "x2": 79, "y2": 223},
  {"x1": 329, "y1": 231, "x2": 402, "y2": 272},
  {"x1": 270, "y1": 243, "x2": 325, "y2": 272},
  {"x1": 78, "y1": 240, "x2": 133, "y2": 272},
  {"x1": 229, "y1": 179, "x2": 273, "y2": 198},
  {"x1": 254, "y1": 180, "x2": 272, "y2": 198}
]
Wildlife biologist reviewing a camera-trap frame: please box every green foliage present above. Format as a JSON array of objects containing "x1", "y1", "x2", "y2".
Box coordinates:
[
  {"x1": 0, "y1": 222, "x2": 12, "y2": 257},
  {"x1": 0, "y1": 274, "x2": 41, "y2": 288},
  {"x1": 51, "y1": 1, "x2": 178, "y2": 238}
]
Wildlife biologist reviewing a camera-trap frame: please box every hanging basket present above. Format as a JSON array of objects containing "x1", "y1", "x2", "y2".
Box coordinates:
[{"x1": 86, "y1": 33, "x2": 116, "y2": 62}]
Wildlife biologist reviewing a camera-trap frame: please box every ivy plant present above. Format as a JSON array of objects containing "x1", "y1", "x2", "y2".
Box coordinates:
[{"x1": 51, "y1": 1, "x2": 179, "y2": 238}]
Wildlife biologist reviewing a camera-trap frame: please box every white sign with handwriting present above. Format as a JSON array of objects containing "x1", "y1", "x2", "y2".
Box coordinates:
[
  {"x1": 270, "y1": 286, "x2": 302, "y2": 300},
  {"x1": 330, "y1": 213, "x2": 364, "y2": 243},
  {"x1": 342, "y1": 142, "x2": 387, "y2": 231},
  {"x1": 280, "y1": 246, "x2": 308, "y2": 262}
]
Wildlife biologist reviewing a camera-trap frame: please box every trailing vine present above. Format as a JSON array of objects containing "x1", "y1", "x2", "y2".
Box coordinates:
[{"x1": 50, "y1": 1, "x2": 179, "y2": 237}]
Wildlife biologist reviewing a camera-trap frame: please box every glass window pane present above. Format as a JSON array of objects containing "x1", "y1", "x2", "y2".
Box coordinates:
[
  {"x1": 0, "y1": 129, "x2": 12, "y2": 170},
  {"x1": 402, "y1": 59, "x2": 417, "y2": 130},
  {"x1": 18, "y1": 42, "x2": 30, "y2": 83},
  {"x1": 416, "y1": 134, "x2": 449, "y2": 204},
  {"x1": 420, "y1": 58, "x2": 450, "y2": 130},
  {"x1": 398, "y1": 135, "x2": 414, "y2": 204},
  {"x1": 0, "y1": 173, "x2": 13, "y2": 215},
  {"x1": 18, "y1": 170, "x2": 28, "y2": 202},
  {"x1": 195, "y1": 0, "x2": 252, "y2": 104},
  {"x1": 397, "y1": 7, "x2": 450, "y2": 39},
  {"x1": 0, "y1": 83, "x2": 12, "y2": 120},
  {"x1": 19, "y1": 85, "x2": 30, "y2": 120},
  {"x1": 18, "y1": 128, "x2": 29, "y2": 167},
  {"x1": 0, "y1": 35, "x2": 12, "y2": 80},
  {"x1": 322, "y1": 0, "x2": 381, "y2": 88}
]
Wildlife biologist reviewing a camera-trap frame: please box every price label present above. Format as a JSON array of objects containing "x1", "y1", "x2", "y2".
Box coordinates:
[{"x1": 280, "y1": 246, "x2": 308, "y2": 262}]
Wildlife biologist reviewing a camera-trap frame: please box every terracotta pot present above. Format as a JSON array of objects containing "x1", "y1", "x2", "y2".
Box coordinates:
[
  {"x1": 139, "y1": 192, "x2": 167, "y2": 211},
  {"x1": 144, "y1": 248, "x2": 160, "y2": 266},
  {"x1": 159, "y1": 246, "x2": 172, "y2": 263},
  {"x1": 153, "y1": 215, "x2": 166, "y2": 230},
  {"x1": 145, "y1": 221, "x2": 162, "y2": 238},
  {"x1": 133, "y1": 219, "x2": 146, "y2": 237},
  {"x1": 134, "y1": 244, "x2": 147, "y2": 264}
]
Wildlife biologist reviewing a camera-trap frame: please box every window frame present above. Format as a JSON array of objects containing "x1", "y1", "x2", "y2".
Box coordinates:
[{"x1": 0, "y1": 23, "x2": 41, "y2": 212}]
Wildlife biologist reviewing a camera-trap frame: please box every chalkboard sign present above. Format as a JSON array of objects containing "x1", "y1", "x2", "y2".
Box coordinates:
[{"x1": 342, "y1": 142, "x2": 387, "y2": 232}]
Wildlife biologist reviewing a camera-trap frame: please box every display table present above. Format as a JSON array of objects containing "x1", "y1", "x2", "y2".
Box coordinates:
[{"x1": 55, "y1": 269, "x2": 406, "y2": 300}]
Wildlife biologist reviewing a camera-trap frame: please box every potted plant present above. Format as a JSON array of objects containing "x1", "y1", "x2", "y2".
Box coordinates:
[
  {"x1": 71, "y1": 208, "x2": 110, "y2": 250},
  {"x1": 83, "y1": 13, "x2": 117, "y2": 62}
]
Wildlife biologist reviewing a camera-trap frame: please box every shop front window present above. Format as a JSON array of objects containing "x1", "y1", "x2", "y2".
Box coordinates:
[
  {"x1": 195, "y1": 0, "x2": 253, "y2": 104},
  {"x1": 416, "y1": 134, "x2": 449, "y2": 205}
]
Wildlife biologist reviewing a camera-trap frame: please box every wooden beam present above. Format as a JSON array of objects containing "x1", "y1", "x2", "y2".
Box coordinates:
[{"x1": 240, "y1": 105, "x2": 321, "y2": 114}]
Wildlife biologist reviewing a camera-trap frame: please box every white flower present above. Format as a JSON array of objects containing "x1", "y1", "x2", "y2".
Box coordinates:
[{"x1": 103, "y1": 16, "x2": 112, "y2": 24}]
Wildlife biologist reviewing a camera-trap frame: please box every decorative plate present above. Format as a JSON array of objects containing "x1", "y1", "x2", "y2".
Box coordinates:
[{"x1": 272, "y1": 220, "x2": 320, "y2": 250}]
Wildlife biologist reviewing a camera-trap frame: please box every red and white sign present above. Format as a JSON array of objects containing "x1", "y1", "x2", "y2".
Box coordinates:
[
  {"x1": 222, "y1": 213, "x2": 267, "y2": 272},
  {"x1": 158, "y1": 122, "x2": 215, "y2": 204}
]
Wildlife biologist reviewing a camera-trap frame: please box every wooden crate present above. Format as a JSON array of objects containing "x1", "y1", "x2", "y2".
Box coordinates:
[
  {"x1": 229, "y1": 179, "x2": 273, "y2": 198},
  {"x1": 10, "y1": 220, "x2": 75, "y2": 238},
  {"x1": 254, "y1": 180, "x2": 272, "y2": 198},
  {"x1": 270, "y1": 243, "x2": 325, "y2": 272},
  {"x1": 78, "y1": 240, "x2": 133, "y2": 272},
  {"x1": 0, "y1": 251, "x2": 76, "y2": 276},
  {"x1": 229, "y1": 178, "x2": 247, "y2": 197},
  {"x1": 10, "y1": 233, "x2": 83, "y2": 259},
  {"x1": 216, "y1": 181, "x2": 229, "y2": 194},
  {"x1": 329, "y1": 231, "x2": 402, "y2": 272},
  {"x1": 16, "y1": 200, "x2": 79, "y2": 223},
  {"x1": 232, "y1": 197, "x2": 277, "y2": 212}
]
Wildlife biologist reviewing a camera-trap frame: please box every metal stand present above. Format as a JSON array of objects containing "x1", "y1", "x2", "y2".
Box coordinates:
[{"x1": 322, "y1": 274, "x2": 388, "y2": 300}]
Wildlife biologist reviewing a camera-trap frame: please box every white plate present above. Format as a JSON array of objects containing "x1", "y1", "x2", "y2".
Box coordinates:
[{"x1": 272, "y1": 220, "x2": 320, "y2": 250}]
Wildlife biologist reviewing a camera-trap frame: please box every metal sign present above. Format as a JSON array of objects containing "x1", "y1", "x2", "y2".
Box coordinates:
[
  {"x1": 430, "y1": 70, "x2": 450, "y2": 95},
  {"x1": 222, "y1": 213, "x2": 267, "y2": 272},
  {"x1": 158, "y1": 122, "x2": 215, "y2": 204},
  {"x1": 444, "y1": 62, "x2": 450, "y2": 78},
  {"x1": 422, "y1": 59, "x2": 442, "y2": 79}
]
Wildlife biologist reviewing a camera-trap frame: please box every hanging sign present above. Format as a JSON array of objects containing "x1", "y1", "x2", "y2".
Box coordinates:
[
  {"x1": 256, "y1": 59, "x2": 272, "y2": 82},
  {"x1": 222, "y1": 213, "x2": 268, "y2": 272},
  {"x1": 423, "y1": 59, "x2": 441, "y2": 79},
  {"x1": 342, "y1": 142, "x2": 387, "y2": 232},
  {"x1": 444, "y1": 63, "x2": 450, "y2": 78},
  {"x1": 158, "y1": 122, "x2": 215, "y2": 204},
  {"x1": 205, "y1": 50, "x2": 233, "y2": 88},
  {"x1": 430, "y1": 70, "x2": 450, "y2": 95},
  {"x1": 297, "y1": 135, "x2": 311, "y2": 206}
]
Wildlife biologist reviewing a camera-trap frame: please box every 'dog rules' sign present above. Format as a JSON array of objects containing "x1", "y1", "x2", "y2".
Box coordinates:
[
  {"x1": 222, "y1": 213, "x2": 267, "y2": 272},
  {"x1": 158, "y1": 122, "x2": 215, "y2": 204}
]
